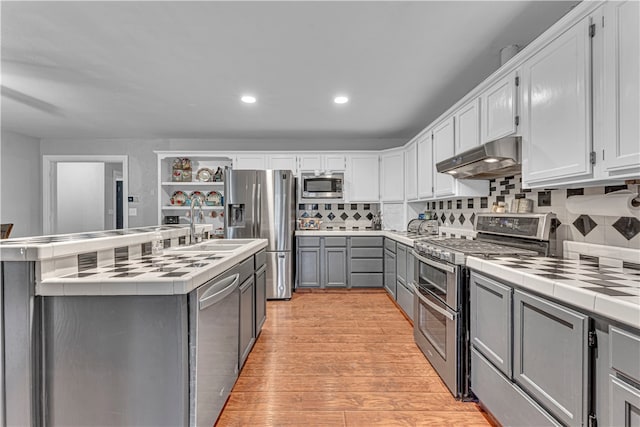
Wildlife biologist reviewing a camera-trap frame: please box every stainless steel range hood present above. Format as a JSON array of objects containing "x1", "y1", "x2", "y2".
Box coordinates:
[{"x1": 436, "y1": 136, "x2": 521, "y2": 179}]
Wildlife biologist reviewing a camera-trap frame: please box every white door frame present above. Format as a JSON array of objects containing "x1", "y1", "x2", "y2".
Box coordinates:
[{"x1": 42, "y1": 155, "x2": 129, "y2": 234}]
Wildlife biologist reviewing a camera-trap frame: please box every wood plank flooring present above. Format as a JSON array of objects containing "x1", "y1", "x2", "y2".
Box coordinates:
[{"x1": 216, "y1": 290, "x2": 494, "y2": 427}]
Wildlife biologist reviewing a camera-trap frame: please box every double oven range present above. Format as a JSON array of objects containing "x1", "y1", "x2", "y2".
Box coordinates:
[{"x1": 412, "y1": 212, "x2": 557, "y2": 399}]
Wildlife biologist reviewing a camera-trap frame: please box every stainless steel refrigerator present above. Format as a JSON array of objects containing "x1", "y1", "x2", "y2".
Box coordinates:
[{"x1": 224, "y1": 169, "x2": 295, "y2": 299}]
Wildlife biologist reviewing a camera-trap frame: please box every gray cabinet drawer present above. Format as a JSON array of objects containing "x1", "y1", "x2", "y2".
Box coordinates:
[
  {"x1": 472, "y1": 348, "x2": 561, "y2": 427},
  {"x1": 351, "y1": 236, "x2": 383, "y2": 247},
  {"x1": 324, "y1": 236, "x2": 347, "y2": 247},
  {"x1": 384, "y1": 239, "x2": 396, "y2": 253},
  {"x1": 297, "y1": 237, "x2": 321, "y2": 247},
  {"x1": 254, "y1": 249, "x2": 266, "y2": 269},
  {"x1": 351, "y1": 259, "x2": 383, "y2": 273},
  {"x1": 610, "y1": 326, "x2": 640, "y2": 383},
  {"x1": 238, "y1": 256, "x2": 254, "y2": 284},
  {"x1": 470, "y1": 272, "x2": 512, "y2": 378},
  {"x1": 350, "y1": 248, "x2": 383, "y2": 258},
  {"x1": 350, "y1": 273, "x2": 383, "y2": 288}
]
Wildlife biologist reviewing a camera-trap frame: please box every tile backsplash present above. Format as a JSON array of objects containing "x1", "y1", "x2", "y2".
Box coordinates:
[
  {"x1": 297, "y1": 203, "x2": 379, "y2": 229},
  {"x1": 414, "y1": 175, "x2": 640, "y2": 249}
]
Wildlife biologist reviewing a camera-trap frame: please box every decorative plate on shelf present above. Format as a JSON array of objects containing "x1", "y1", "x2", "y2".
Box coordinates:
[
  {"x1": 206, "y1": 191, "x2": 222, "y2": 206},
  {"x1": 196, "y1": 168, "x2": 213, "y2": 182},
  {"x1": 170, "y1": 190, "x2": 187, "y2": 206},
  {"x1": 189, "y1": 191, "x2": 206, "y2": 206}
]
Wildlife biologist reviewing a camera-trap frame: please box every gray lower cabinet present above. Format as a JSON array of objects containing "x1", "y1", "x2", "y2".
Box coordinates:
[
  {"x1": 297, "y1": 246, "x2": 321, "y2": 288},
  {"x1": 470, "y1": 271, "x2": 590, "y2": 427},
  {"x1": 395, "y1": 243, "x2": 413, "y2": 320},
  {"x1": 239, "y1": 275, "x2": 255, "y2": 369},
  {"x1": 513, "y1": 290, "x2": 588, "y2": 427},
  {"x1": 324, "y1": 247, "x2": 348, "y2": 287},
  {"x1": 470, "y1": 272, "x2": 512, "y2": 377},
  {"x1": 609, "y1": 326, "x2": 640, "y2": 426},
  {"x1": 384, "y1": 247, "x2": 396, "y2": 299},
  {"x1": 255, "y1": 263, "x2": 267, "y2": 335}
]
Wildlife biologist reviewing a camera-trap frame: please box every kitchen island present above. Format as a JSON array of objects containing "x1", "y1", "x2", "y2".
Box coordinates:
[{"x1": 0, "y1": 226, "x2": 267, "y2": 427}]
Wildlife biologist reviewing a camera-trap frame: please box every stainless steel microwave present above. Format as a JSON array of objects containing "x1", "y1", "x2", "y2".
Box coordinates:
[{"x1": 301, "y1": 172, "x2": 344, "y2": 199}]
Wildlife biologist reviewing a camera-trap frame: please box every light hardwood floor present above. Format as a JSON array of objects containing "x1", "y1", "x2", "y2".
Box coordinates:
[{"x1": 216, "y1": 290, "x2": 495, "y2": 427}]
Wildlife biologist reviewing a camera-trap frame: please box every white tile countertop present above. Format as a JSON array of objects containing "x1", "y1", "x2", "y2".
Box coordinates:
[
  {"x1": 467, "y1": 242, "x2": 640, "y2": 330},
  {"x1": 37, "y1": 238, "x2": 268, "y2": 296},
  {"x1": 0, "y1": 224, "x2": 213, "y2": 261}
]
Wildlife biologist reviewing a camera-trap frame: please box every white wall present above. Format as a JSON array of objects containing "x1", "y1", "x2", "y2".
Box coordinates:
[
  {"x1": 55, "y1": 162, "x2": 105, "y2": 234},
  {"x1": 40, "y1": 137, "x2": 405, "y2": 227},
  {"x1": 0, "y1": 130, "x2": 42, "y2": 237}
]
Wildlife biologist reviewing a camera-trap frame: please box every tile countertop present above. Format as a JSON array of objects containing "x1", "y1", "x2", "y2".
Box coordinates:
[
  {"x1": 37, "y1": 238, "x2": 268, "y2": 297},
  {"x1": 0, "y1": 224, "x2": 213, "y2": 261},
  {"x1": 467, "y1": 242, "x2": 640, "y2": 330}
]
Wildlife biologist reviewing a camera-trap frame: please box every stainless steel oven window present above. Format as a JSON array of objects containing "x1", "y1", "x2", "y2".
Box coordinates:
[
  {"x1": 418, "y1": 261, "x2": 448, "y2": 299},
  {"x1": 417, "y1": 288, "x2": 448, "y2": 358}
]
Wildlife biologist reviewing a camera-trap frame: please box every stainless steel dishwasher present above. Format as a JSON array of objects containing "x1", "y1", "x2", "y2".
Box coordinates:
[{"x1": 188, "y1": 267, "x2": 240, "y2": 427}]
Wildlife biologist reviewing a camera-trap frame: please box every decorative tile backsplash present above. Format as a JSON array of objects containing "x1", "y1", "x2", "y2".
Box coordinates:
[
  {"x1": 415, "y1": 175, "x2": 640, "y2": 249},
  {"x1": 298, "y1": 203, "x2": 380, "y2": 229}
]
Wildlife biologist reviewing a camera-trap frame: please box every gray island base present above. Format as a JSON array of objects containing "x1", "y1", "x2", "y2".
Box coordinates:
[{"x1": 0, "y1": 226, "x2": 267, "y2": 427}]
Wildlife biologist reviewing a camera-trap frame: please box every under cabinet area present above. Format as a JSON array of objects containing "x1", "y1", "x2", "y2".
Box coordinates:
[{"x1": 470, "y1": 271, "x2": 592, "y2": 427}]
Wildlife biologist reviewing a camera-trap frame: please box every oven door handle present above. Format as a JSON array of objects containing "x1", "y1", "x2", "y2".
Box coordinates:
[
  {"x1": 411, "y1": 250, "x2": 456, "y2": 274},
  {"x1": 414, "y1": 287, "x2": 455, "y2": 321}
]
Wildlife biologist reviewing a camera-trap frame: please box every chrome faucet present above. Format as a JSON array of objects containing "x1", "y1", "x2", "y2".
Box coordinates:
[{"x1": 189, "y1": 194, "x2": 205, "y2": 245}]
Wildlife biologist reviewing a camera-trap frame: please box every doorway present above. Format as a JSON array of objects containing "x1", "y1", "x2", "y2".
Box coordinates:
[{"x1": 42, "y1": 155, "x2": 128, "y2": 234}]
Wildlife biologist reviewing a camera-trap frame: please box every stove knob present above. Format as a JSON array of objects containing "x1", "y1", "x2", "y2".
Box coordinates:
[{"x1": 442, "y1": 251, "x2": 451, "y2": 262}]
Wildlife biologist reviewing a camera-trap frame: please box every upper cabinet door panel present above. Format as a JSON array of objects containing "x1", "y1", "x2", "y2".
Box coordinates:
[
  {"x1": 235, "y1": 155, "x2": 267, "y2": 170},
  {"x1": 417, "y1": 132, "x2": 433, "y2": 200},
  {"x1": 433, "y1": 117, "x2": 455, "y2": 197},
  {"x1": 405, "y1": 142, "x2": 418, "y2": 201},
  {"x1": 603, "y1": 0, "x2": 640, "y2": 175},
  {"x1": 455, "y1": 98, "x2": 480, "y2": 153},
  {"x1": 298, "y1": 155, "x2": 323, "y2": 172},
  {"x1": 481, "y1": 70, "x2": 518, "y2": 143},
  {"x1": 324, "y1": 155, "x2": 346, "y2": 171},
  {"x1": 521, "y1": 17, "x2": 592, "y2": 186},
  {"x1": 347, "y1": 154, "x2": 379, "y2": 202},
  {"x1": 381, "y1": 151, "x2": 404, "y2": 202},
  {"x1": 268, "y1": 155, "x2": 298, "y2": 173}
]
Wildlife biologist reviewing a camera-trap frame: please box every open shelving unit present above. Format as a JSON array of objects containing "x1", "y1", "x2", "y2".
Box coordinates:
[{"x1": 155, "y1": 151, "x2": 233, "y2": 233}]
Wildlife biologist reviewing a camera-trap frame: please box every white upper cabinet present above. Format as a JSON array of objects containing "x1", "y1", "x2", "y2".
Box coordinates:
[
  {"x1": 602, "y1": 0, "x2": 640, "y2": 177},
  {"x1": 454, "y1": 98, "x2": 481, "y2": 153},
  {"x1": 481, "y1": 69, "x2": 519, "y2": 143},
  {"x1": 298, "y1": 154, "x2": 322, "y2": 171},
  {"x1": 521, "y1": 15, "x2": 592, "y2": 187},
  {"x1": 234, "y1": 154, "x2": 267, "y2": 170},
  {"x1": 417, "y1": 131, "x2": 434, "y2": 200},
  {"x1": 298, "y1": 154, "x2": 346, "y2": 172},
  {"x1": 404, "y1": 141, "x2": 418, "y2": 201},
  {"x1": 433, "y1": 117, "x2": 456, "y2": 197},
  {"x1": 381, "y1": 149, "x2": 404, "y2": 202},
  {"x1": 267, "y1": 154, "x2": 298, "y2": 174},
  {"x1": 324, "y1": 155, "x2": 347, "y2": 172},
  {"x1": 346, "y1": 154, "x2": 379, "y2": 202}
]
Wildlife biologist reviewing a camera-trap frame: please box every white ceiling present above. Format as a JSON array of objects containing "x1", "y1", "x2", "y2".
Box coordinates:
[{"x1": 1, "y1": 1, "x2": 579, "y2": 145}]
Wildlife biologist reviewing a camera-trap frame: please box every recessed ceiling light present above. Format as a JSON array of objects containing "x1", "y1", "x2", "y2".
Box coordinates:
[
  {"x1": 241, "y1": 95, "x2": 256, "y2": 104},
  {"x1": 334, "y1": 96, "x2": 349, "y2": 104},
  {"x1": 484, "y1": 158, "x2": 499, "y2": 163}
]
